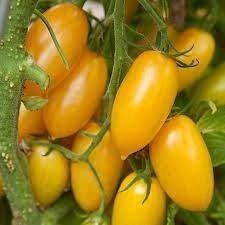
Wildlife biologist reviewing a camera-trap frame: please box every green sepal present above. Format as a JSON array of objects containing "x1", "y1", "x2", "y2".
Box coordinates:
[
  {"x1": 21, "y1": 96, "x2": 48, "y2": 111},
  {"x1": 166, "y1": 202, "x2": 179, "y2": 225}
]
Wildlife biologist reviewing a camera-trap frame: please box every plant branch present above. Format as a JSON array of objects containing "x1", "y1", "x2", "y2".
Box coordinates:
[
  {"x1": 34, "y1": 9, "x2": 69, "y2": 70},
  {"x1": 42, "y1": 193, "x2": 75, "y2": 225},
  {"x1": 2, "y1": 0, "x2": 38, "y2": 48},
  {"x1": 24, "y1": 57, "x2": 50, "y2": 90}
]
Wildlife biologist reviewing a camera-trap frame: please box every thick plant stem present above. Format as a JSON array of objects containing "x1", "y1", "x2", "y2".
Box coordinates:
[
  {"x1": 2, "y1": 0, "x2": 37, "y2": 48},
  {"x1": 0, "y1": 0, "x2": 44, "y2": 224},
  {"x1": 0, "y1": 56, "x2": 41, "y2": 225}
]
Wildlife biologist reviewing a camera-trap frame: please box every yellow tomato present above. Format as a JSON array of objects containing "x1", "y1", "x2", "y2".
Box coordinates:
[
  {"x1": 150, "y1": 115, "x2": 214, "y2": 211},
  {"x1": 43, "y1": 49, "x2": 107, "y2": 139},
  {"x1": 18, "y1": 103, "x2": 46, "y2": 141},
  {"x1": 111, "y1": 50, "x2": 178, "y2": 159},
  {"x1": 125, "y1": 0, "x2": 139, "y2": 23},
  {"x1": 174, "y1": 28, "x2": 215, "y2": 91},
  {"x1": 71, "y1": 122, "x2": 123, "y2": 212},
  {"x1": 24, "y1": 3, "x2": 89, "y2": 95},
  {"x1": 112, "y1": 173, "x2": 166, "y2": 225},
  {"x1": 28, "y1": 144, "x2": 69, "y2": 207}
]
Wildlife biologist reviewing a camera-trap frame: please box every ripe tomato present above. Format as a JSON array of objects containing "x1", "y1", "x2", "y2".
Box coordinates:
[
  {"x1": 112, "y1": 174, "x2": 166, "y2": 225},
  {"x1": 28, "y1": 144, "x2": 69, "y2": 207},
  {"x1": 24, "y1": 3, "x2": 89, "y2": 96},
  {"x1": 193, "y1": 62, "x2": 225, "y2": 106},
  {"x1": 18, "y1": 103, "x2": 45, "y2": 141},
  {"x1": 125, "y1": 0, "x2": 139, "y2": 23},
  {"x1": 71, "y1": 122, "x2": 123, "y2": 212},
  {"x1": 111, "y1": 50, "x2": 178, "y2": 159},
  {"x1": 43, "y1": 49, "x2": 107, "y2": 139},
  {"x1": 150, "y1": 115, "x2": 214, "y2": 211},
  {"x1": 174, "y1": 28, "x2": 215, "y2": 91}
]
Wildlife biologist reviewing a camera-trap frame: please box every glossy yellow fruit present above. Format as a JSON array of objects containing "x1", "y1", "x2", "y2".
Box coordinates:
[
  {"x1": 174, "y1": 28, "x2": 215, "y2": 91},
  {"x1": 112, "y1": 173, "x2": 166, "y2": 225},
  {"x1": 18, "y1": 103, "x2": 46, "y2": 141},
  {"x1": 71, "y1": 122, "x2": 123, "y2": 212},
  {"x1": 28, "y1": 144, "x2": 69, "y2": 207},
  {"x1": 150, "y1": 115, "x2": 214, "y2": 211},
  {"x1": 43, "y1": 49, "x2": 107, "y2": 139},
  {"x1": 111, "y1": 51, "x2": 178, "y2": 159},
  {"x1": 25, "y1": 3, "x2": 89, "y2": 95},
  {"x1": 125, "y1": 0, "x2": 139, "y2": 22}
]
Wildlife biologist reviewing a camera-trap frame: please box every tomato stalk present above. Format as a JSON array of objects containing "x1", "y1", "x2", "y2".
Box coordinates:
[
  {"x1": 42, "y1": 193, "x2": 75, "y2": 224},
  {"x1": 34, "y1": 9, "x2": 69, "y2": 70},
  {"x1": 0, "y1": 0, "x2": 51, "y2": 224}
]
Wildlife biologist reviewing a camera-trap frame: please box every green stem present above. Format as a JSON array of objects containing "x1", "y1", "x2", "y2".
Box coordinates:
[
  {"x1": 2, "y1": 0, "x2": 37, "y2": 48},
  {"x1": 0, "y1": 0, "x2": 47, "y2": 224},
  {"x1": 0, "y1": 57, "x2": 41, "y2": 225},
  {"x1": 42, "y1": 193, "x2": 75, "y2": 225},
  {"x1": 34, "y1": 9, "x2": 69, "y2": 70},
  {"x1": 101, "y1": 0, "x2": 126, "y2": 122},
  {"x1": 87, "y1": 161, "x2": 106, "y2": 214}
]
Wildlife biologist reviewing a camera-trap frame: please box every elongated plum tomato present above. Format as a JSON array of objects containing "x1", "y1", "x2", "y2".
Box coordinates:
[
  {"x1": 28, "y1": 144, "x2": 69, "y2": 207},
  {"x1": 193, "y1": 62, "x2": 225, "y2": 106},
  {"x1": 112, "y1": 174, "x2": 166, "y2": 225},
  {"x1": 174, "y1": 28, "x2": 215, "y2": 91},
  {"x1": 24, "y1": 3, "x2": 89, "y2": 96},
  {"x1": 111, "y1": 51, "x2": 178, "y2": 159},
  {"x1": 150, "y1": 115, "x2": 214, "y2": 211},
  {"x1": 43, "y1": 49, "x2": 107, "y2": 139},
  {"x1": 71, "y1": 122, "x2": 123, "y2": 212},
  {"x1": 125, "y1": 0, "x2": 139, "y2": 23},
  {"x1": 18, "y1": 103, "x2": 45, "y2": 141}
]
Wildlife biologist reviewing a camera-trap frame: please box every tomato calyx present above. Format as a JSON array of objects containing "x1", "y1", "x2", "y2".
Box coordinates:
[
  {"x1": 121, "y1": 152, "x2": 153, "y2": 203},
  {"x1": 21, "y1": 96, "x2": 48, "y2": 111}
]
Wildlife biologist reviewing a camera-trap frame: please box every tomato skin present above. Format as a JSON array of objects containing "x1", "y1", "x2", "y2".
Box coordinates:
[
  {"x1": 18, "y1": 103, "x2": 45, "y2": 141},
  {"x1": 125, "y1": 0, "x2": 139, "y2": 23},
  {"x1": 112, "y1": 174, "x2": 166, "y2": 225},
  {"x1": 43, "y1": 49, "x2": 107, "y2": 139},
  {"x1": 71, "y1": 122, "x2": 123, "y2": 212},
  {"x1": 193, "y1": 62, "x2": 225, "y2": 106},
  {"x1": 24, "y1": 3, "x2": 89, "y2": 95},
  {"x1": 150, "y1": 115, "x2": 214, "y2": 211},
  {"x1": 111, "y1": 50, "x2": 178, "y2": 159},
  {"x1": 174, "y1": 28, "x2": 215, "y2": 91},
  {"x1": 28, "y1": 144, "x2": 69, "y2": 207}
]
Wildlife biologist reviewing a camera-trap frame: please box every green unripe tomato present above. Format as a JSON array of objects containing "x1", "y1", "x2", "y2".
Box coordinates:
[{"x1": 193, "y1": 62, "x2": 225, "y2": 106}]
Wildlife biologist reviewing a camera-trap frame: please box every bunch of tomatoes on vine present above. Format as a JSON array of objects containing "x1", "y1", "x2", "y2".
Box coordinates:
[{"x1": 2, "y1": 0, "x2": 225, "y2": 224}]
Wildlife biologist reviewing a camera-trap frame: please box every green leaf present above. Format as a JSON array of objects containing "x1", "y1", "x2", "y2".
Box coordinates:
[
  {"x1": 197, "y1": 106, "x2": 225, "y2": 134},
  {"x1": 207, "y1": 190, "x2": 225, "y2": 224},
  {"x1": 197, "y1": 106, "x2": 225, "y2": 167},
  {"x1": 178, "y1": 209, "x2": 210, "y2": 225},
  {"x1": 203, "y1": 132, "x2": 225, "y2": 167},
  {"x1": 166, "y1": 202, "x2": 179, "y2": 225},
  {"x1": 22, "y1": 96, "x2": 48, "y2": 111}
]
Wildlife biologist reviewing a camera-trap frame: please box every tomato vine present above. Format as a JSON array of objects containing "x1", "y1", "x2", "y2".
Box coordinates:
[{"x1": 1, "y1": 0, "x2": 225, "y2": 225}]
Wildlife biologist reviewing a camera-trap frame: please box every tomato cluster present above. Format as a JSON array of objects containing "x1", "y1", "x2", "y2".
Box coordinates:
[{"x1": 9, "y1": 1, "x2": 219, "y2": 224}]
